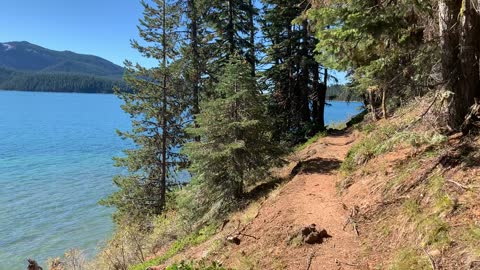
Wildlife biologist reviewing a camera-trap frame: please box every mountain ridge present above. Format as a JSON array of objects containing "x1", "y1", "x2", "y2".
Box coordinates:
[
  {"x1": 0, "y1": 41, "x2": 123, "y2": 76},
  {"x1": 0, "y1": 41, "x2": 124, "y2": 93}
]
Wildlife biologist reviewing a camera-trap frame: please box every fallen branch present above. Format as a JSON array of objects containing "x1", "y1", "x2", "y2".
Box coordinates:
[
  {"x1": 305, "y1": 249, "x2": 316, "y2": 270},
  {"x1": 419, "y1": 93, "x2": 439, "y2": 120},
  {"x1": 238, "y1": 232, "x2": 258, "y2": 240},
  {"x1": 220, "y1": 219, "x2": 230, "y2": 232},
  {"x1": 422, "y1": 247, "x2": 437, "y2": 270},
  {"x1": 225, "y1": 220, "x2": 259, "y2": 244},
  {"x1": 447, "y1": 179, "x2": 469, "y2": 190},
  {"x1": 335, "y1": 259, "x2": 360, "y2": 267}
]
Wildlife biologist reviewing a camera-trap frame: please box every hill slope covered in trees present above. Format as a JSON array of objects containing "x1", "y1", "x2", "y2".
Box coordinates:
[{"x1": 0, "y1": 42, "x2": 124, "y2": 93}]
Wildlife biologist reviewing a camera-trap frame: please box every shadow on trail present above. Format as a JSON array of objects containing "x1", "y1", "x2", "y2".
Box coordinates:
[
  {"x1": 290, "y1": 157, "x2": 342, "y2": 176},
  {"x1": 245, "y1": 176, "x2": 287, "y2": 201}
]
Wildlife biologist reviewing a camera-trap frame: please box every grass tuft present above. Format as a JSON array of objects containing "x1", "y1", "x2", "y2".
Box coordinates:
[
  {"x1": 129, "y1": 225, "x2": 217, "y2": 270},
  {"x1": 461, "y1": 225, "x2": 480, "y2": 256},
  {"x1": 166, "y1": 260, "x2": 229, "y2": 270},
  {"x1": 388, "y1": 248, "x2": 431, "y2": 270},
  {"x1": 295, "y1": 131, "x2": 327, "y2": 152}
]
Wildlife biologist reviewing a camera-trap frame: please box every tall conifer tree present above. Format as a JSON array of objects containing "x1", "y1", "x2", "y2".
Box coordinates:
[
  {"x1": 262, "y1": 0, "x2": 320, "y2": 140},
  {"x1": 184, "y1": 56, "x2": 284, "y2": 212},
  {"x1": 101, "y1": 0, "x2": 187, "y2": 221},
  {"x1": 205, "y1": 0, "x2": 257, "y2": 69}
]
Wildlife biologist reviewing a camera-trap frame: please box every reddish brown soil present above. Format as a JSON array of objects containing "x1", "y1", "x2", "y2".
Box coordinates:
[
  {"x1": 159, "y1": 131, "x2": 367, "y2": 269},
  {"x1": 225, "y1": 131, "x2": 364, "y2": 270},
  {"x1": 151, "y1": 97, "x2": 480, "y2": 269}
]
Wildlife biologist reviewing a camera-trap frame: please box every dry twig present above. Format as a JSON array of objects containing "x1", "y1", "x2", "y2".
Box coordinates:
[
  {"x1": 447, "y1": 179, "x2": 469, "y2": 190},
  {"x1": 305, "y1": 249, "x2": 316, "y2": 270},
  {"x1": 343, "y1": 206, "x2": 360, "y2": 236},
  {"x1": 422, "y1": 247, "x2": 437, "y2": 270}
]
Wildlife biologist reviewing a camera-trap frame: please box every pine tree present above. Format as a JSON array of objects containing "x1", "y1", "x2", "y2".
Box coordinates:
[
  {"x1": 307, "y1": 0, "x2": 435, "y2": 119},
  {"x1": 184, "y1": 56, "x2": 285, "y2": 213},
  {"x1": 101, "y1": 0, "x2": 187, "y2": 222},
  {"x1": 261, "y1": 0, "x2": 320, "y2": 141},
  {"x1": 184, "y1": 0, "x2": 207, "y2": 132},
  {"x1": 205, "y1": 0, "x2": 257, "y2": 69}
]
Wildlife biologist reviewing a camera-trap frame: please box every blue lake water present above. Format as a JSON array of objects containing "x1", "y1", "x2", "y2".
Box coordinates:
[{"x1": 0, "y1": 90, "x2": 363, "y2": 269}]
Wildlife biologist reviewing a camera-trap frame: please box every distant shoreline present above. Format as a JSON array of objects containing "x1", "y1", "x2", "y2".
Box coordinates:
[
  {"x1": 0, "y1": 89, "x2": 115, "y2": 95},
  {"x1": 0, "y1": 89, "x2": 363, "y2": 102}
]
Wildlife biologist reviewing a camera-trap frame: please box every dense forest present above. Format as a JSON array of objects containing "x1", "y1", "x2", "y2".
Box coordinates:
[
  {"x1": 327, "y1": 84, "x2": 362, "y2": 101},
  {"x1": 43, "y1": 0, "x2": 480, "y2": 269},
  {"x1": 0, "y1": 68, "x2": 124, "y2": 93}
]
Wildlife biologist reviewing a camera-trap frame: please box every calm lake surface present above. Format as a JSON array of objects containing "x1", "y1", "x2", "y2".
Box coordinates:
[{"x1": 0, "y1": 90, "x2": 362, "y2": 269}]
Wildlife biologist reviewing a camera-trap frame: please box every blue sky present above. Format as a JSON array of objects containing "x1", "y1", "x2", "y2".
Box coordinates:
[
  {"x1": 0, "y1": 0, "x2": 156, "y2": 67},
  {"x1": 0, "y1": 0, "x2": 347, "y2": 83}
]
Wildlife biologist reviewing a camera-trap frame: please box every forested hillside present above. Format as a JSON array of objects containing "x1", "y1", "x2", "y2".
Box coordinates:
[
  {"x1": 0, "y1": 67, "x2": 124, "y2": 93},
  {"x1": 40, "y1": 0, "x2": 480, "y2": 269},
  {"x1": 327, "y1": 84, "x2": 362, "y2": 101},
  {"x1": 0, "y1": 42, "x2": 124, "y2": 93}
]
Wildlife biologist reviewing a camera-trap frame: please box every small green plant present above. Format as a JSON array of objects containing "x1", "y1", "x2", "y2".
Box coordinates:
[
  {"x1": 341, "y1": 123, "x2": 447, "y2": 175},
  {"x1": 418, "y1": 216, "x2": 451, "y2": 249},
  {"x1": 129, "y1": 225, "x2": 217, "y2": 270},
  {"x1": 166, "y1": 260, "x2": 230, "y2": 270},
  {"x1": 241, "y1": 202, "x2": 261, "y2": 224},
  {"x1": 361, "y1": 123, "x2": 376, "y2": 134},
  {"x1": 388, "y1": 248, "x2": 431, "y2": 270},
  {"x1": 287, "y1": 233, "x2": 304, "y2": 247},
  {"x1": 295, "y1": 131, "x2": 327, "y2": 151},
  {"x1": 384, "y1": 159, "x2": 420, "y2": 192},
  {"x1": 238, "y1": 253, "x2": 260, "y2": 270},
  {"x1": 341, "y1": 124, "x2": 398, "y2": 173},
  {"x1": 328, "y1": 121, "x2": 347, "y2": 130},
  {"x1": 461, "y1": 225, "x2": 480, "y2": 256},
  {"x1": 403, "y1": 199, "x2": 421, "y2": 220}
]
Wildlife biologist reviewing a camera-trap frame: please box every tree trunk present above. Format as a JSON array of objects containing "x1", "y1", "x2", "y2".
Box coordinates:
[
  {"x1": 227, "y1": 0, "x2": 235, "y2": 55},
  {"x1": 160, "y1": 0, "x2": 168, "y2": 213},
  {"x1": 188, "y1": 0, "x2": 201, "y2": 141},
  {"x1": 311, "y1": 63, "x2": 319, "y2": 124},
  {"x1": 368, "y1": 88, "x2": 377, "y2": 121},
  {"x1": 300, "y1": 20, "x2": 311, "y2": 123},
  {"x1": 287, "y1": 23, "x2": 295, "y2": 127},
  {"x1": 458, "y1": 0, "x2": 480, "y2": 129},
  {"x1": 438, "y1": 0, "x2": 461, "y2": 128},
  {"x1": 381, "y1": 87, "x2": 387, "y2": 119},
  {"x1": 318, "y1": 67, "x2": 327, "y2": 129},
  {"x1": 248, "y1": 0, "x2": 256, "y2": 77}
]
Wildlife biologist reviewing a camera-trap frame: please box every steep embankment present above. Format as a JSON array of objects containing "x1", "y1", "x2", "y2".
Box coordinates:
[{"x1": 142, "y1": 96, "x2": 480, "y2": 270}]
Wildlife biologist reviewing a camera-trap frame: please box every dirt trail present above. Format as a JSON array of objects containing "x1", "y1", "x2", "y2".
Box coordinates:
[
  {"x1": 215, "y1": 130, "x2": 361, "y2": 270},
  {"x1": 165, "y1": 131, "x2": 365, "y2": 269}
]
